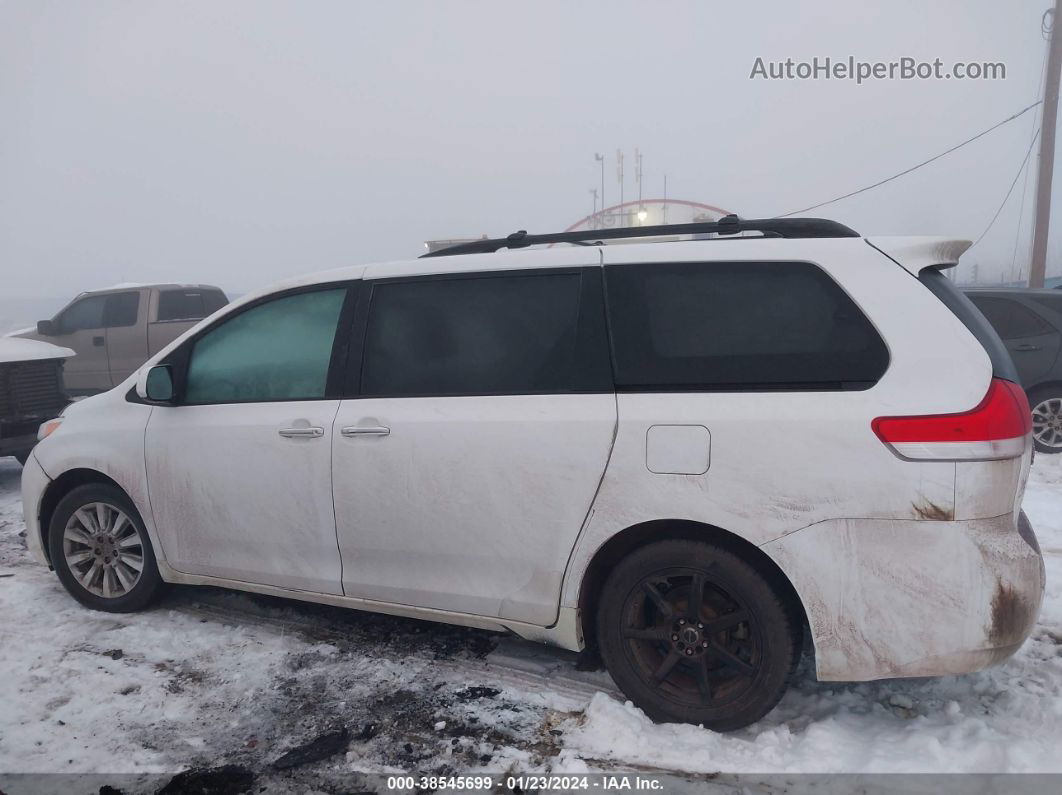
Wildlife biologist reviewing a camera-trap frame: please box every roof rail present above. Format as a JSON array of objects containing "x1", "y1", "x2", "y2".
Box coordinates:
[{"x1": 420, "y1": 215, "x2": 860, "y2": 258}]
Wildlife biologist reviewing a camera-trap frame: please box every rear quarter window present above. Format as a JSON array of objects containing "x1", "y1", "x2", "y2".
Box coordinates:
[
  {"x1": 924, "y1": 272, "x2": 1019, "y2": 382},
  {"x1": 604, "y1": 261, "x2": 889, "y2": 390}
]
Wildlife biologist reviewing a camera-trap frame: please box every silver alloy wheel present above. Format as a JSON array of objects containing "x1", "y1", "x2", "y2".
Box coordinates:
[
  {"x1": 62, "y1": 502, "x2": 144, "y2": 598},
  {"x1": 1032, "y1": 397, "x2": 1062, "y2": 450}
]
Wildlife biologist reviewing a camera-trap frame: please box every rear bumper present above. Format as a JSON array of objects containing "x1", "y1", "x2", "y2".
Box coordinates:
[
  {"x1": 20, "y1": 452, "x2": 51, "y2": 567},
  {"x1": 761, "y1": 511, "x2": 1044, "y2": 681}
]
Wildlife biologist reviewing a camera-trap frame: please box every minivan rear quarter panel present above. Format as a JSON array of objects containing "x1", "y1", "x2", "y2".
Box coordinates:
[{"x1": 563, "y1": 238, "x2": 1021, "y2": 679}]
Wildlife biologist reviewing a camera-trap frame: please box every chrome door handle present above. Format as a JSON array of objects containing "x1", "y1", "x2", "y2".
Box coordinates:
[
  {"x1": 278, "y1": 427, "x2": 324, "y2": 438},
  {"x1": 341, "y1": 426, "x2": 390, "y2": 437}
]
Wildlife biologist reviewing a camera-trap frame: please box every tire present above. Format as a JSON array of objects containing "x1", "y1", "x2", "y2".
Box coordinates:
[
  {"x1": 47, "y1": 483, "x2": 165, "y2": 612},
  {"x1": 1029, "y1": 387, "x2": 1062, "y2": 454},
  {"x1": 597, "y1": 539, "x2": 800, "y2": 731}
]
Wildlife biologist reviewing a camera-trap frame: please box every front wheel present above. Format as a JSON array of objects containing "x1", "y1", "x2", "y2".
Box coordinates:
[
  {"x1": 48, "y1": 483, "x2": 165, "y2": 612},
  {"x1": 597, "y1": 540, "x2": 800, "y2": 731}
]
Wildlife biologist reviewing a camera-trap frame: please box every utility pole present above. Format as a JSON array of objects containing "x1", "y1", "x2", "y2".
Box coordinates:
[
  {"x1": 617, "y1": 149, "x2": 625, "y2": 223},
  {"x1": 1031, "y1": 0, "x2": 1062, "y2": 288},
  {"x1": 594, "y1": 153, "x2": 605, "y2": 227},
  {"x1": 590, "y1": 188, "x2": 598, "y2": 219}
]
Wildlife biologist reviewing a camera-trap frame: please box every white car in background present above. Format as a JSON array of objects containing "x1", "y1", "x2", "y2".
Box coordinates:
[{"x1": 20, "y1": 216, "x2": 1044, "y2": 730}]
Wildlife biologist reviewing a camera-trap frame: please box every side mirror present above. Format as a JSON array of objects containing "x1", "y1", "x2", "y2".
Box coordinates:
[
  {"x1": 137, "y1": 364, "x2": 175, "y2": 403},
  {"x1": 37, "y1": 319, "x2": 56, "y2": 336}
]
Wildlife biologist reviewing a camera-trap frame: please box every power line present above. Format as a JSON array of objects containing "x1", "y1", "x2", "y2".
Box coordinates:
[
  {"x1": 973, "y1": 127, "x2": 1040, "y2": 246},
  {"x1": 776, "y1": 101, "x2": 1043, "y2": 217}
]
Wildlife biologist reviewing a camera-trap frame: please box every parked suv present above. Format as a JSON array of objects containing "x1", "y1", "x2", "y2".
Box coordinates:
[
  {"x1": 964, "y1": 288, "x2": 1062, "y2": 454},
  {"x1": 21, "y1": 218, "x2": 1043, "y2": 730},
  {"x1": 14, "y1": 284, "x2": 228, "y2": 395}
]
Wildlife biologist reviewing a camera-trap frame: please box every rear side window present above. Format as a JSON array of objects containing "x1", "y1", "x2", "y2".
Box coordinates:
[
  {"x1": 922, "y1": 271, "x2": 1019, "y2": 382},
  {"x1": 967, "y1": 296, "x2": 1053, "y2": 339},
  {"x1": 604, "y1": 261, "x2": 889, "y2": 390},
  {"x1": 361, "y1": 272, "x2": 584, "y2": 397},
  {"x1": 158, "y1": 289, "x2": 228, "y2": 322},
  {"x1": 184, "y1": 288, "x2": 346, "y2": 403},
  {"x1": 105, "y1": 292, "x2": 139, "y2": 328}
]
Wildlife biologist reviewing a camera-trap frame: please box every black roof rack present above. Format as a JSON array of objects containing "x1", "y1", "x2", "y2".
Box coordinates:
[{"x1": 420, "y1": 215, "x2": 860, "y2": 258}]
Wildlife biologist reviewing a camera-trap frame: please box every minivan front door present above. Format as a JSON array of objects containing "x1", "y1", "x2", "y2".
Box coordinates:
[
  {"x1": 145, "y1": 286, "x2": 351, "y2": 594},
  {"x1": 332, "y1": 265, "x2": 616, "y2": 626}
]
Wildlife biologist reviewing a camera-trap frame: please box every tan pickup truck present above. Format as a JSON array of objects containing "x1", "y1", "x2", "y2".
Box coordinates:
[{"x1": 14, "y1": 284, "x2": 228, "y2": 395}]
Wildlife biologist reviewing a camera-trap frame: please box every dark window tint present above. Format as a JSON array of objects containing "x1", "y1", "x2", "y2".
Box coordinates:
[
  {"x1": 158, "y1": 289, "x2": 228, "y2": 322},
  {"x1": 925, "y1": 274, "x2": 1017, "y2": 382},
  {"x1": 1028, "y1": 294, "x2": 1062, "y2": 323},
  {"x1": 185, "y1": 288, "x2": 346, "y2": 403},
  {"x1": 361, "y1": 273, "x2": 582, "y2": 396},
  {"x1": 605, "y1": 261, "x2": 889, "y2": 390},
  {"x1": 59, "y1": 295, "x2": 108, "y2": 332},
  {"x1": 105, "y1": 292, "x2": 139, "y2": 328},
  {"x1": 967, "y1": 296, "x2": 1053, "y2": 339}
]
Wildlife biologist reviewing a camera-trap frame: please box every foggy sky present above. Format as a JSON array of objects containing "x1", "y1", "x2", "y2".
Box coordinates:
[{"x1": 0, "y1": 0, "x2": 1057, "y2": 303}]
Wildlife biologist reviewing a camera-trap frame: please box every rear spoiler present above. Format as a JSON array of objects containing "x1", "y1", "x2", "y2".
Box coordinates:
[{"x1": 865, "y1": 237, "x2": 972, "y2": 276}]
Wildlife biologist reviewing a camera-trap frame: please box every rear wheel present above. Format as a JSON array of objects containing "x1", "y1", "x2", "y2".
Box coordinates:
[
  {"x1": 47, "y1": 483, "x2": 165, "y2": 612},
  {"x1": 597, "y1": 540, "x2": 799, "y2": 731},
  {"x1": 1030, "y1": 388, "x2": 1062, "y2": 454}
]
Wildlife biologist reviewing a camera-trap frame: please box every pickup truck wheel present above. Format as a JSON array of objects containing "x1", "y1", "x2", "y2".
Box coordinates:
[
  {"x1": 47, "y1": 484, "x2": 165, "y2": 612},
  {"x1": 597, "y1": 540, "x2": 799, "y2": 731}
]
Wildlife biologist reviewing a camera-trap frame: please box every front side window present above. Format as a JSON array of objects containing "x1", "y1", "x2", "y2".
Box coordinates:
[
  {"x1": 59, "y1": 295, "x2": 108, "y2": 332},
  {"x1": 605, "y1": 261, "x2": 889, "y2": 390},
  {"x1": 361, "y1": 272, "x2": 582, "y2": 397},
  {"x1": 184, "y1": 288, "x2": 346, "y2": 404}
]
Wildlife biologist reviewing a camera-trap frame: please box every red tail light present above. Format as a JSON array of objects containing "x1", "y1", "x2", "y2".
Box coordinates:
[{"x1": 872, "y1": 378, "x2": 1031, "y2": 461}]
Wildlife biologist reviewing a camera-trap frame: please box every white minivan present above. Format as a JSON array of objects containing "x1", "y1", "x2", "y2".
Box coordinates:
[{"x1": 21, "y1": 217, "x2": 1045, "y2": 730}]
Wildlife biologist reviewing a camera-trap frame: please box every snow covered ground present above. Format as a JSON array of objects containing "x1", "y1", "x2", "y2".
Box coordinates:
[{"x1": 0, "y1": 454, "x2": 1060, "y2": 790}]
